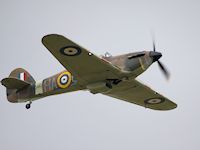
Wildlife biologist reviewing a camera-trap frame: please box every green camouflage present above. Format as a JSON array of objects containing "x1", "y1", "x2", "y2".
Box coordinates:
[{"x1": 1, "y1": 34, "x2": 177, "y2": 110}]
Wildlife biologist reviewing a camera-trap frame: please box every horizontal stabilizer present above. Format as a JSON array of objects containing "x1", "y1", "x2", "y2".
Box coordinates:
[{"x1": 1, "y1": 77, "x2": 30, "y2": 89}]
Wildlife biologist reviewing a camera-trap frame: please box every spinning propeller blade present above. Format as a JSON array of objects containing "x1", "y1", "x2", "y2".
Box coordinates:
[
  {"x1": 151, "y1": 37, "x2": 170, "y2": 80},
  {"x1": 157, "y1": 60, "x2": 170, "y2": 80}
]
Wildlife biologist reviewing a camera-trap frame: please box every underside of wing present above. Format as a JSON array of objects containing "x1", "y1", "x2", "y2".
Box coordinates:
[
  {"x1": 42, "y1": 34, "x2": 126, "y2": 85},
  {"x1": 103, "y1": 79, "x2": 177, "y2": 110}
]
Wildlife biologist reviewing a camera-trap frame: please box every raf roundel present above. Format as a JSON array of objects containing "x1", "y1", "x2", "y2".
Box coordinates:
[
  {"x1": 60, "y1": 75, "x2": 68, "y2": 84},
  {"x1": 57, "y1": 72, "x2": 72, "y2": 88},
  {"x1": 60, "y1": 46, "x2": 81, "y2": 56},
  {"x1": 144, "y1": 98, "x2": 165, "y2": 104}
]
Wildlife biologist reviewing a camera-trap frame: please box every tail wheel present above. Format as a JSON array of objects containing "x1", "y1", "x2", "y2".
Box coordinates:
[{"x1": 25, "y1": 101, "x2": 32, "y2": 109}]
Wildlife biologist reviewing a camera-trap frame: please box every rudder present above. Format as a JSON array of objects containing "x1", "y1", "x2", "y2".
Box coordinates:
[{"x1": 9, "y1": 68, "x2": 35, "y2": 84}]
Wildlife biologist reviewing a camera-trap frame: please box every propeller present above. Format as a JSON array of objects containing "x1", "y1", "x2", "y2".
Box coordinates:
[
  {"x1": 153, "y1": 39, "x2": 156, "y2": 52},
  {"x1": 157, "y1": 60, "x2": 170, "y2": 80},
  {"x1": 151, "y1": 38, "x2": 170, "y2": 80}
]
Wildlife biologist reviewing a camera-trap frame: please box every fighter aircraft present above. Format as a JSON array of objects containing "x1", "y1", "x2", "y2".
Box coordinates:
[{"x1": 1, "y1": 34, "x2": 177, "y2": 110}]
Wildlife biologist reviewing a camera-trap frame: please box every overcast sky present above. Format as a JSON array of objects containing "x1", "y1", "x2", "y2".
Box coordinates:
[{"x1": 1, "y1": 0, "x2": 200, "y2": 150}]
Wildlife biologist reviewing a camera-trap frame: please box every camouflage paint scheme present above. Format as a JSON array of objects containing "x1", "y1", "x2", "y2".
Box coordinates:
[
  {"x1": 2, "y1": 69, "x2": 81, "y2": 103},
  {"x1": 1, "y1": 34, "x2": 177, "y2": 110}
]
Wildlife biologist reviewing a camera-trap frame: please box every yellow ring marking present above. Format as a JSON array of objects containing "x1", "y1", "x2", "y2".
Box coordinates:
[{"x1": 57, "y1": 71, "x2": 72, "y2": 88}]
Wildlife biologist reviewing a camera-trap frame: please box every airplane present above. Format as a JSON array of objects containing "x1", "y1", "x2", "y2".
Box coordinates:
[{"x1": 1, "y1": 34, "x2": 177, "y2": 110}]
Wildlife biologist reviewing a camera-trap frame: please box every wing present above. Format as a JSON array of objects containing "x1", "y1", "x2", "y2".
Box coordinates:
[
  {"x1": 42, "y1": 34, "x2": 126, "y2": 85},
  {"x1": 103, "y1": 79, "x2": 177, "y2": 110}
]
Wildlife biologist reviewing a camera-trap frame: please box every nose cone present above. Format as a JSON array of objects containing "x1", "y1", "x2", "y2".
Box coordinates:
[{"x1": 150, "y1": 51, "x2": 162, "y2": 62}]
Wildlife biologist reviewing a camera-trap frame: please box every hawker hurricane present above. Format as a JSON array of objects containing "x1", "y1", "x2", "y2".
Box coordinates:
[{"x1": 1, "y1": 34, "x2": 177, "y2": 110}]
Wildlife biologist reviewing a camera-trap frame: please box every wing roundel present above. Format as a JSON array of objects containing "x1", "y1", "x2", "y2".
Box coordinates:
[
  {"x1": 42, "y1": 34, "x2": 125, "y2": 84},
  {"x1": 103, "y1": 79, "x2": 177, "y2": 111}
]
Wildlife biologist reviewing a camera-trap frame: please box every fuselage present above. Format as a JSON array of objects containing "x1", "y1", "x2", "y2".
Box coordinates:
[
  {"x1": 31, "y1": 51, "x2": 155, "y2": 100},
  {"x1": 6, "y1": 51, "x2": 158, "y2": 103}
]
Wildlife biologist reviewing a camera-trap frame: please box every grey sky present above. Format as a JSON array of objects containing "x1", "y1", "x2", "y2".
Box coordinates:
[{"x1": 0, "y1": 0, "x2": 200, "y2": 150}]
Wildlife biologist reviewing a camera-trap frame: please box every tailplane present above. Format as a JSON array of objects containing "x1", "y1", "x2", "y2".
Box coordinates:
[{"x1": 1, "y1": 77, "x2": 30, "y2": 89}]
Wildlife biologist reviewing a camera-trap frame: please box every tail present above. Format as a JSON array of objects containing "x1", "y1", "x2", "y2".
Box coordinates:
[{"x1": 1, "y1": 68, "x2": 35, "y2": 103}]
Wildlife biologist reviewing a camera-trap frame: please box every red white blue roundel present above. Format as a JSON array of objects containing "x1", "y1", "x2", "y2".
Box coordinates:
[
  {"x1": 57, "y1": 72, "x2": 72, "y2": 88},
  {"x1": 60, "y1": 46, "x2": 81, "y2": 56},
  {"x1": 145, "y1": 98, "x2": 165, "y2": 104},
  {"x1": 60, "y1": 74, "x2": 68, "y2": 85}
]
